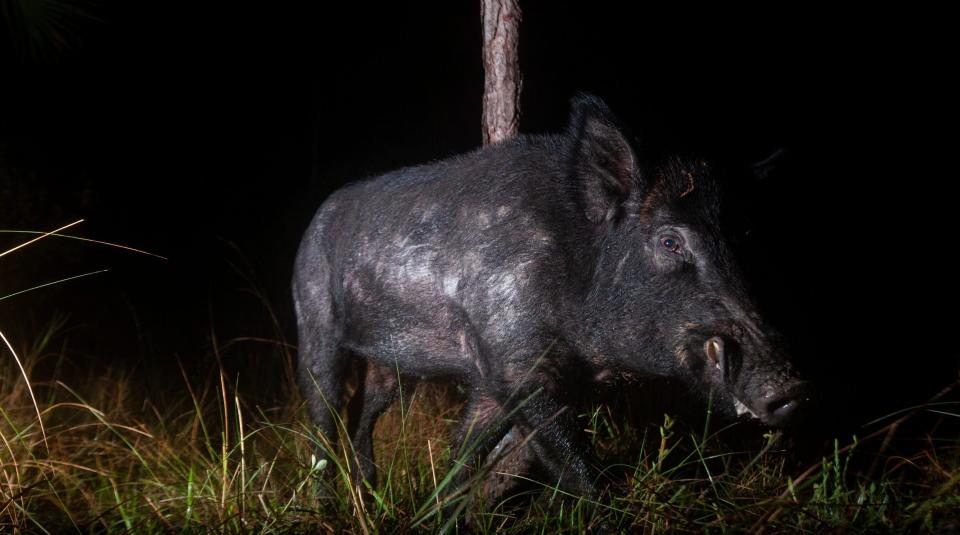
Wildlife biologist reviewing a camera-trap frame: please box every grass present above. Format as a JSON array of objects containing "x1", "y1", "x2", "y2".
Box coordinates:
[
  {"x1": 0, "y1": 317, "x2": 958, "y2": 533},
  {"x1": 2, "y1": 224, "x2": 959, "y2": 533}
]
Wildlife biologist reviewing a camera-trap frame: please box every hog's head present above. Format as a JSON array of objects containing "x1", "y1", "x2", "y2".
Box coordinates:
[{"x1": 569, "y1": 95, "x2": 811, "y2": 427}]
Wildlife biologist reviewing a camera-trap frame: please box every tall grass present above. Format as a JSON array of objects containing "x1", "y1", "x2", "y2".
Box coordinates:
[{"x1": 1, "y1": 317, "x2": 958, "y2": 533}]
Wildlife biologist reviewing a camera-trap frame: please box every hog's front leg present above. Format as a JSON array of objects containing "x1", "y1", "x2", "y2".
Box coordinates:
[{"x1": 503, "y1": 387, "x2": 601, "y2": 500}]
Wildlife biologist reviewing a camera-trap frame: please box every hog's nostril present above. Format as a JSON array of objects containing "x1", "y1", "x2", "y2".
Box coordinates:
[
  {"x1": 704, "y1": 337, "x2": 724, "y2": 369},
  {"x1": 762, "y1": 385, "x2": 810, "y2": 426},
  {"x1": 769, "y1": 399, "x2": 798, "y2": 421}
]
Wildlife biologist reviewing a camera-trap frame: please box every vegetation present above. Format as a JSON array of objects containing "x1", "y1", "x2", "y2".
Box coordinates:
[
  {"x1": 1, "y1": 321, "x2": 956, "y2": 533},
  {"x1": 2, "y1": 230, "x2": 959, "y2": 533}
]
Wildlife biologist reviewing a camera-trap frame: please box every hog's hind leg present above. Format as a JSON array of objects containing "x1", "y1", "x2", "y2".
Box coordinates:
[
  {"x1": 297, "y1": 344, "x2": 349, "y2": 455},
  {"x1": 345, "y1": 358, "x2": 415, "y2": 489},
  {"x1": 294, "y1": 273, "x2": 351, "y2": 478}
]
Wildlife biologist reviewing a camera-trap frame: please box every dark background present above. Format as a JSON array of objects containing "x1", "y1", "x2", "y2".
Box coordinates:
[{"x1": 0, "y1": 3, "x2": 955, "y2": 426}]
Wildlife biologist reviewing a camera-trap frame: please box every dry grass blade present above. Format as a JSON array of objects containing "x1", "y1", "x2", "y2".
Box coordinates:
[
  {"x1": 0, "y1": 219, "x2": 84, "y2": 258},
  {"x1": 0, "y1": 269, "x2": 110, "y2": 303},
  {"x1": 0, "y1": 330, "x2": 48, "y2": 453},
  {"x1": 1, "y1": 218, "x2": 166, "y2": 261},
  {"x1": 0, "y1": 229, "x2": 167, "y2": 260}
]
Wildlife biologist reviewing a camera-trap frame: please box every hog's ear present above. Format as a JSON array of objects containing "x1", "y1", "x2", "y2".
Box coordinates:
[{"x1": 567, "y1": 94, "x2": 641, "y2": 223}]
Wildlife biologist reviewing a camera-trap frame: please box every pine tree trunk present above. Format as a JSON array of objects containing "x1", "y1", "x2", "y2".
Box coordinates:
[{"x1": 481, "y1": 0, "x2": 522, "y2": 146}]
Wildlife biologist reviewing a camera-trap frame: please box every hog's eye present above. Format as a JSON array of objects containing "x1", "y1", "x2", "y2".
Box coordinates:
[{"x1": 659, "y1": 235, "x2": 683, "y2": 255}]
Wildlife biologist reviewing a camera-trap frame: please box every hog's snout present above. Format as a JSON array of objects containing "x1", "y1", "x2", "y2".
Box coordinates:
[{"x1": 696, "y1": 332, "x2": 811, "y2": 427}]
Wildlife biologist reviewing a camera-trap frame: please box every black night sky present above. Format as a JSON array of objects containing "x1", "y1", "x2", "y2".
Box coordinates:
[{"x1": 0, "y1": 3, "x2": 955, "y2": 423}]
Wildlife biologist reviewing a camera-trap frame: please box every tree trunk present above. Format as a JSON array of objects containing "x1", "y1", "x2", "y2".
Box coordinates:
[{"x1": 481, "y1": 0, "x2": 522, "y2": 146}]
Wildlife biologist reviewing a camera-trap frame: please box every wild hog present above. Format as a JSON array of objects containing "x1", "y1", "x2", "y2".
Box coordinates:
[{"x1": 293, "y1": 95, "x2": 810, "y2": 500}]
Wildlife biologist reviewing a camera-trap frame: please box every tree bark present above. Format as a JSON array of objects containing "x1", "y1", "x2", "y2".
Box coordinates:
[{"x1": 481, "y1": 0, "x2": 522, "y2": 146}]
